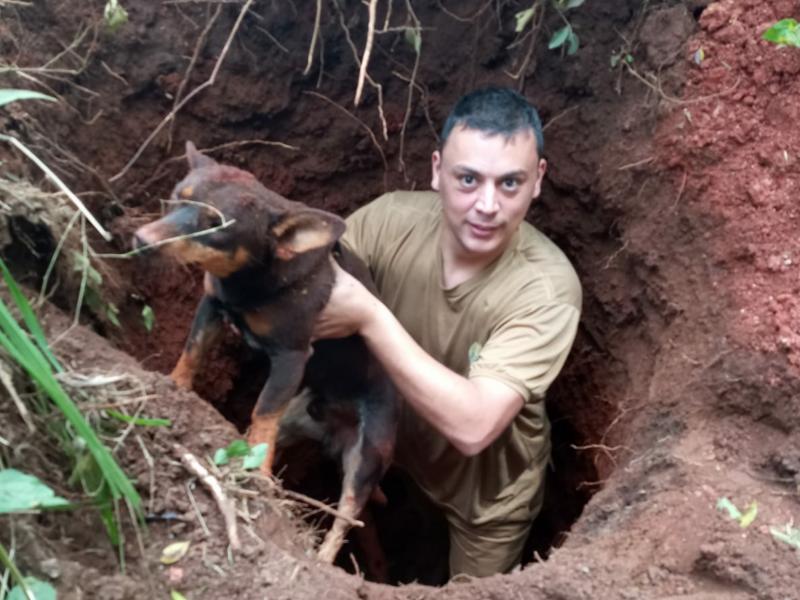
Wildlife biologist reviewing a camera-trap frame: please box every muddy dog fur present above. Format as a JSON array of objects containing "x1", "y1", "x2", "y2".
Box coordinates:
[{"x1": 133, "y1": 142, "x2": 397, "y2": 564}]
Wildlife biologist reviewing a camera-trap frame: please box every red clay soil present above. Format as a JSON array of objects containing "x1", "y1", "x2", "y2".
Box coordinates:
[{"x1": 1, "y1": 0, "x2": 799, "y2": 599}]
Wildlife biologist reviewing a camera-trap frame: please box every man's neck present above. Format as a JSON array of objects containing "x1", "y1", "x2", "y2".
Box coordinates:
[{"x1": 439, "y1": 233, "x2": 505, "y2": 290}]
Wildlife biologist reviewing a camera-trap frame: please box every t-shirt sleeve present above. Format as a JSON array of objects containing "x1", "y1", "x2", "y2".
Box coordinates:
[
  {"x1": 341, "y1": 192, "x2": 395, "y2": 271},
  {"x1": 468, "y1": 302, "x2": 580, "y2": 402}
]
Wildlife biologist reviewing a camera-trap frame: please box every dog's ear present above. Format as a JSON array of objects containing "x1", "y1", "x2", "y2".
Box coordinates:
[
  {"x1": 272, "y1": 209, "x2": 345, "y2": 260},
  {"x1": 185, "y1": 141, "x2": 218, "y2": 170}
]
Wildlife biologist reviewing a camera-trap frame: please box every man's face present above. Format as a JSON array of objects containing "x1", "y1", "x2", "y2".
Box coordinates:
[{"x1": 431, "y1": 125, "x2": 546, "y2": 264}]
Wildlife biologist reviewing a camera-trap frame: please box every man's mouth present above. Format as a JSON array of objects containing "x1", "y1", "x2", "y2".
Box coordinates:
[{"x1": 467, "y1": 222, "x2": 498, "y2": 238}]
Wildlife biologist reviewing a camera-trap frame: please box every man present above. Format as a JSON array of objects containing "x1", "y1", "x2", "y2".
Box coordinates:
[{"x1": 314, "y1": 87, "x2": 581, "y2": 577}]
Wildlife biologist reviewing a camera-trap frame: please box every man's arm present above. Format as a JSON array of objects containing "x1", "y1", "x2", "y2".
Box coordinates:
[{"x1": 315, "y1": 262, "x2": 524, "y2": 456}]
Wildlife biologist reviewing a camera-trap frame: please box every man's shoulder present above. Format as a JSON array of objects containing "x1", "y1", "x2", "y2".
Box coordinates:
[{"x1": 502, "y1": 222, "x2": 582, "y2": 309}]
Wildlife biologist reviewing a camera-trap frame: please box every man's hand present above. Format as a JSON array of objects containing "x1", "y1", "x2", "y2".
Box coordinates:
[{"x1": 314, "y1": 259, "x2": 379, "y2": 340}]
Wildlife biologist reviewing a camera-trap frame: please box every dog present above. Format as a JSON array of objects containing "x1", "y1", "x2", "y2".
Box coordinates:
[{"x1": 133, "y1": 142, "x2": 397, "y2": 564}]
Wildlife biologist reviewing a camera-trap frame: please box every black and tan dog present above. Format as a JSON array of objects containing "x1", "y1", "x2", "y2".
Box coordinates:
[{"x1": 133, "y1": 142, "x2": 397, "y2": 563}]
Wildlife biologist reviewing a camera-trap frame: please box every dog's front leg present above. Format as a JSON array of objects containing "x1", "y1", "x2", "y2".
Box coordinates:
[
  {"x1": 171, "y1": 295, "x2": 223, "y2": 390},
  {"x1": 248, "y1": 348, "x2": 308, "y2": 476}
]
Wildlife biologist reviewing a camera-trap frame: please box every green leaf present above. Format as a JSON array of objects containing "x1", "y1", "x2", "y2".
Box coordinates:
[
  {"x1": 104, "y1": 0, "x2": 129, "y2": 33},
  {"x1": 0, "y1": 90, "x2": 57, "y2": 108},
  {"x1": 715, "y1": 496, "x2": 742, "y2": 520},
  {"x1": 242, "y1": 443, "x2": 268, "y2": 470},
  {"x1": 7, "y1": 578, "x2": 57, "y2": 600},
  {"x1": 171, "y1": 592, "x2": 188, "y2": 600},
  {"x1": 0, "y1": 469, "x2": 70, "y2": 513},
  {"x1": 738, "y1": 501, "x2": 757, "y2": 528},
  {"x1": 404, "y1": 27, "x2": 421, "y2": 54},
  {"x1": 106, "y1": 409, "x2": 171, "y2": 427},
  {"x1": 142, "y1": 305, "x2": 155, "y2": 332},
  {"x1": 763, "y1": 18, "x2": 800, "y2": 47},
  {"x1": 548, "y1": 25, "x2": 572, "y2": 50},
  {"x1": 514, "y1": 8, "x2": 535, "y2": 33},
  {"x1": 770, "y1": 524, "x2": 800, "y2": 550},
  {"x1": 225, "y1": 439, "x2": 251, "y2": 458},
  {"x1": 213, "y1": 447, "x2": 230, "y2": 466},
  {"x1": 567, "y1": 31, "x2": 580, "y2": 55},
  {"x1": 0, "y1": 257, "x2": 62, "y2": 373},
  {"x1": 566, "y1": 0, "x2": 585, "y2": 8},
  {"x1": 106, "y1": 303, "x2": 121, "y2": 328},
  {"x1": 160, "y1": 541, "x2": 190, "y2": 565}
]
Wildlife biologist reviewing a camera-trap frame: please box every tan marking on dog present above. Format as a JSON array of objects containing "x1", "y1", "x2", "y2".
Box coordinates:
[
  {"x1": 179, "y1": 186, "x2": 193, "y2": 198},
  {"x1": 243, "y1": 310, "x2": 272, "y2": 337},
  {"x1": 171, "y1": 349, "x2": 198, "y2": 390},
  {"x1": 249, "y1": 407, "x2": 289, "y2": 476},
  {"x1": 166, "y1": 241, "x2": 250, "y2": 278}
]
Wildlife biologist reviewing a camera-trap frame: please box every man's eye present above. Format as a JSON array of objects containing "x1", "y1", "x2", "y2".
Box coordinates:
[
  {"x1": 460, "y1": 175, "x2": 476, "y2": 186},
  {"x1": 502, "y1": 178, "x2": 519, "y2": 191}
]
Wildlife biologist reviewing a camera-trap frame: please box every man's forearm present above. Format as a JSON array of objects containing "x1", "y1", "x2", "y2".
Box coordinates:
[{"x1": 359, "y1": 298, "x2": 522, "y2": 456}]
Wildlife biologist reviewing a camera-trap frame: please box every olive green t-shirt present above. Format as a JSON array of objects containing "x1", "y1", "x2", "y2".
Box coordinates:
[{"x1": 342, "y1": 191, "x2": 581, "y2": 526}]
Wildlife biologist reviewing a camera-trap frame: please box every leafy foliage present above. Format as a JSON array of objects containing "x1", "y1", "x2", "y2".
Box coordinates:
[
  {"x1": 0, "y1": 257, "x2": 142, "y2": 536},
  {"x1": 0, "y1": 469, "x2": 70, "y2": 513},
  {"x1": 763, "y1": 19, "x2": 800, "y2": 47},
  {"x1": 213, "y1": 440, "x2": 268, "y2": 470}
]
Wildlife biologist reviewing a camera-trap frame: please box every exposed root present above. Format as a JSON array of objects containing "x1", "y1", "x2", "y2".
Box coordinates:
[
  {"x1": 354, "y1": 0, "x2": 378, "y2": 107},
  {"x1": 166, "y1": 3, "x2": 223, "y2": 150},
  {"x1": 397, "y1": 0, "x2": 422, "y2": 180},
  {"x1": 303, "y1": 0, "x2": 322, "y2": 76},
  {"x1": 174, "y1": 443, "x2": 241, "y2": 551},
  {"x1": 110, "y1": 0, "x2": 256, "y2": 183},
  {"x1": 333, "y1": 2, "x2": 388, "y2": 141}
]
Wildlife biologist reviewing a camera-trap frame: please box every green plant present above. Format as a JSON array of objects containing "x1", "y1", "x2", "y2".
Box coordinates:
[
  {"x1": 103, "y1": 0, "x2": 128, "y2": 33},
  {"x1": 549, "y1": 0, "x2": 584, "y2": 55},
  {"x1": 213, "y1": 440, "x2": 268, "y2": 470},
  {"x1": 763, "y1": 18, "x2": 800, "y2": 47},
  {"x1": 0, "y1": 470, "x2": 67, "y2": 600},
  {"x1": 0, "y1": 258, "x2": 142, "y2": 541}
]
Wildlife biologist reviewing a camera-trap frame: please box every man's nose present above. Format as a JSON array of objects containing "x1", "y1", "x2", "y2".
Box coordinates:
[{"x1": 475, "y1": 184, "x2": 499, "y2": 214}]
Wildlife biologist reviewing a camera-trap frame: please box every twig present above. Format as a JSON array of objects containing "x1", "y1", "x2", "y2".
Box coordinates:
[
  {"x1": 96, "y1": 201, "x2": 236, "y2": 260},
  {"x1": 671, "y1": 169, "x2": 688, "y2": 211},
  {"x1": 617, "y1": 156, "x2": 654, "y2": 171},
  {"x1": 435, "y1": 0, "x2": 492, "y2": 22},
  {"x1": 167, "y1": 3, "x2": 223, "y2": 149},
  {"x1": 303, "y1": 0, "x2": 322, "y2": 75},
  {"x1": 333, "y1": 2, "x2": 388, "y2": 140},
  {"x1": 398, "y1": 0, "x2": 421, "y2": 179},
  {"x1": 354, "y1": 0, "x2": 378, "y2": 107},
  {"x1": 174, "y1": 444, "x2": 241, "y2": 550},
  {"x1": 304, "y1": 91, "x2": 388, "y2": 184},
  {"x1": 0, "y1": 363, "x2": 35, "y2": 433},
  {"x1": 110, "y1": 0, "x2": 255, "y2": 183},
  {"x1": 246, "y1": 476, "x2": 364, "y2": 528},
  {"x1": 0, "y1": 135, "x2": 112, "y2": 240},
  {"x1": 541, "y1": 105, "x2": 578, "y2": 132},
  {"x1": 186, "y1": 481, "x2": 212, "y2": 538}
]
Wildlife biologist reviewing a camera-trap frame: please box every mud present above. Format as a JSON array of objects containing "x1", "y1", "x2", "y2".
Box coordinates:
[{"x1": 1, "y1": 0, "x2": 799, "y2": 598}]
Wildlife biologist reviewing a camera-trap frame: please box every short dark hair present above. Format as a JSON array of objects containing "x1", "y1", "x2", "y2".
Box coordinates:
[{"x1": 440, "y1": 87, "x2": 544, "y2": 155}]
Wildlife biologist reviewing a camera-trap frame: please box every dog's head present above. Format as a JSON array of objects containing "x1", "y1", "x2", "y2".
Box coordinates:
[{"x1": 133, "y1": 142, "x2": 345, "y2": 278}]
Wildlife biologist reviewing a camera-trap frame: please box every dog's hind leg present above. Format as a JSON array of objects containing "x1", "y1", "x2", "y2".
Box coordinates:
[{"x1": 316, "y1": 427, "x2": 384, "y2": 564}]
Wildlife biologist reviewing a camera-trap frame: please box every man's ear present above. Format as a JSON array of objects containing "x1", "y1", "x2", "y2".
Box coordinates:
[
  {"x1": 431, "y1": 150, "x2": 442, "y2": 191},
  {"x1": 186, "y1": 141, "x2": 218, "y2": 170},
  {"x1": 272, "y1": 208, "x2": 346, "y2": 260},
  {"x1": 531, "y1": 158, "x2": 547, "y2": 199}
]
